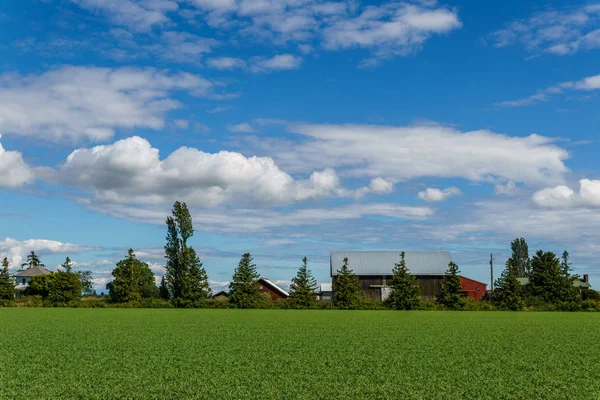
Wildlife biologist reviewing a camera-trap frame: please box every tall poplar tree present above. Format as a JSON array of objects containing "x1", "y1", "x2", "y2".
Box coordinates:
[
  {"x1": 229, "y1": 253, "x2": 262, "y2": 308},
  {"x1": 333, "y1": 258, "x2": 362, "y2": 309},
  {"x1": 289, "y1": 257, "x2": 318, "y2": 308},
  {"x1": 164, "y1": 201, "x2": 211, "y2": 307},
  {"x1": 507, "y1": 238, "x2": 531, "y2": 278},
  {"x1": 387, "y1": 252, "x2": 422, "y2": 310},
  {"x1": 0, "y1": 257, "x2": 15, "y2": 301},
  {"x1": 439, "y1": 261, "x2": 464, "y2": 310}
]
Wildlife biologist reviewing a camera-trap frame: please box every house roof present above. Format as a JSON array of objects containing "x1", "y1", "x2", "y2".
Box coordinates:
[
  {"x1": 517, "y1": 277, "x2": 592, "y2": 289},
  {"x1": 330, "y1": 251, "x2": 452, "y2": 276},
  {"x1": 14, "y1": 266, "x2": 52, "y2": 277},
  {"x1": 212, "y1": 290, "x2": 228, "y2": 298},
  {"x1": 319, "y1": 283, "x2": 332, "y2": 293},
  {"x1": 258, "y1": 278, "x2": 289, "y2": 298}
]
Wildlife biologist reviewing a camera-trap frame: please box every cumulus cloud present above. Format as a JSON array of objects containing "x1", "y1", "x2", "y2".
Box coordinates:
[
  {"x1": 0, "y1": 66, "x2": 222, "y2": 141},
  {"x1": 0, "y1": 134, "x2": 35, "y2": 187},
  {"x1": 497, "y1": 72, "x2": 600, "y2": 107},
  {"x1": 353, "y1": 177, "x2": 395, "y2": 198},
  {"x1": 54, "y1": 136, "x2": 347, "y2": 207},
  {"x1": 495, "y1": 180, "x2": 518, "y2": 195},
  {"x1": 418, "y1": 187, "x2": 461, "y2": 202},
  {"x1": 276, "y1": 123, "x2": 569, "y2": 185},
  {"x1": 0, "y1": 238, "x2": 98, "y2": 271},
  {"x1": 488, "y1": 4, "x2": 600, "y2": 56},
  {"x1": 533, "y1": 179, "x2": 600, "y2": 208}
]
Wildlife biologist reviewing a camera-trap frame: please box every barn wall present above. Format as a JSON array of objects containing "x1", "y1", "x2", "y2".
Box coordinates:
[
  {"x1": 460, "y1": 277, "x2": 487, "y2": 301},
  {"x1": 333, "y1": 275, "x2": 443, "y2": 302},
  {"x1": 258, "y1": 284, "x2": 285, "y2": 301}
]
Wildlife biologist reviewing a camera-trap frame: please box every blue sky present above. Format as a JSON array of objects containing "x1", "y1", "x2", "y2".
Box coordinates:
[{"x1": 1, "y1": 0, "x2": 599, "y2": 292}]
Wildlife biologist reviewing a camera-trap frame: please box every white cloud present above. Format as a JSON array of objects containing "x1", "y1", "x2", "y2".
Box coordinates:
[
  {"x1": 533, "y1": 179, "x2": 600, "y2": 208},
  {"x1": 322, "y1": 2, "x2": 461, "y2": 58},
  {"x1": 0, "y1": 66, "x2": 221, "y2": 141},
  {"x1": 227, "y1": 123, "x2": 256, "y2": 133},
  {"x1": 55, "y1": 136, "x2": 347, "y2": 207},
  {"x1": 418, "y1": 187, "x2": 461, "y2": 202},
  {"x1": 276, "y1": 123, "x2": 569, "y2": 185},
  {"x1": 207, "y1": 57, "x2": 247, "y2": 69},
  {"x1": 495, "y1": 180, "x2": 518, "y2": 195},
  {"x1": 250, "y1": 54, "x2": 303, "y2": 72},
  {"x1": 0, "y1": 134, "x2": 35, "y2": 188},
  {"x1": 0, "y1": 238, "x2": 98, "y2": 271},
  {"x1": 497, "y1": 73, "x2": 600, "y2": 107},
  {"x1": 173, "y1": 119, "x2": 189, "y2": 129},
  {"x1": 353, "y1": 177, "x2": 395, "y2": 198},
  {"x1": 488, "y1": 4, "x2": 600, "y2": 56},
  {"x1": 71, "y1": 0, "x2": 179, "y2": 31}
]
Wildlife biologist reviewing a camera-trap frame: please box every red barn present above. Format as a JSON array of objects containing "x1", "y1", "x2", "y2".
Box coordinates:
[
  {"x1": 257, "y1": 278, "x2": 289, "y2": 301},
  {"x1": 460, "y1": 276, "x2": 487, "y2": 301}
]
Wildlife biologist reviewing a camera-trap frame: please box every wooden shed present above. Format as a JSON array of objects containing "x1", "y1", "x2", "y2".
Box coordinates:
[
  {"x1": 460, "y1": 276, "x2": 487, "y2": 301},
  {"x1": 258, "y1": 278, "x2": 289, "y2": 301}
]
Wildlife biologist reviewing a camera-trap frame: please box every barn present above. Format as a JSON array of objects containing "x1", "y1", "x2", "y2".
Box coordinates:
[
  {"x1": 330, "y1": 251, "x2": 487, "y2": 302},
  {"x1": 258, "y1": 277, "x2": 289, "y2": 301}
]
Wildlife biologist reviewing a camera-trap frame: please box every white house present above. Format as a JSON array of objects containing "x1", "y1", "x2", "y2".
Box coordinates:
[{"x1": 14, "y1": 266, "x2": 52, "y2": 298}]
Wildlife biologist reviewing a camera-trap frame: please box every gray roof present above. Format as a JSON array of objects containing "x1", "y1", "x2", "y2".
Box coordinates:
[
  {"x1": 14, "y1": 266, "x2": 52, "y2": 277},
  {"x1": 319, "y1": 283, "x2": 332, "y2": 293},
  {"x1": 330, "y1": 251, "x2": 452, "y2": 276}
]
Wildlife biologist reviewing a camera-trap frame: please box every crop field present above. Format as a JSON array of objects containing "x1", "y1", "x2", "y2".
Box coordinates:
[{"x1": 1, "y1": 310, "x2": 600, "y2": 399}]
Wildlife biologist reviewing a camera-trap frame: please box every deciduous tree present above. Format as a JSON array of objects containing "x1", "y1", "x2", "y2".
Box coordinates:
[
  {"x1": 333, "y1": 258, "x2": 362, "y2": 309},
  {"x1": 107, "y1": 249, "x2": 156, "y2": 303},
  {"x1": 507, "y1": 238, "x2": 530, "y2": 278},
  {"x1": 164, "y1": 201, "x2": 211, "y2": 307},
  {"x1": 289, "y1": 257, "x2": 318, "y2": 308},
  {"x1": 229, "y1": 253, "x2": 262, "y2": 308},
  {"x1": 439, "y1": 261, "x2": 464, "y2": 310},
  {"x1": 387, "y1": 252, "x2": 422, "y2": 310}
]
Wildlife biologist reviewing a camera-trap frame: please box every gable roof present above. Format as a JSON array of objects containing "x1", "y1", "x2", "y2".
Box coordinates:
[
  {"x1": 330, "y1": 251, "x2": 452, "y2": 276},
  {"x1": 258, "y1": 278, "x2": 289, "y2": 298},
  {"x1": 14, "y1": 266, "x2": 52, "y2": 277}
]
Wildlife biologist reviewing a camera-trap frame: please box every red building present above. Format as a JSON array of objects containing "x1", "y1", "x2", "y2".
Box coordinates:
[
  {"x1": 258, "y1": 278, "x2": 289, "y2": 301},
  {"x1": 460, "y1": 276, "x2": 487, "y2": 301}
]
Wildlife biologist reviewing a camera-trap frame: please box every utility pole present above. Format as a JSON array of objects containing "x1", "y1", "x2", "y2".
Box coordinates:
[{"x1": 489, "y1": 253, "x2": 494, "y2": 301}]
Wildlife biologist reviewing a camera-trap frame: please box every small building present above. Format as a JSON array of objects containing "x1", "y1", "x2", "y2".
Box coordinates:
[
  {"x1": 460, "y1": 276, "x2": 487, "y2": 301},
  {"x1": 518, "y1": 274, "x2": 592, "y2": 291},
  {"x1": 331, "y1": 251, "x2": 452, "y2": 301},
  {"x1": 14, "y1": 266, "x2": 53, "y2": 298},
  {"x1": 211, "y1": 290, "x2": 229, "y2": 300},
  {"x1": 258, "y1": 277, "x2": 289, "y2": 301},
  {"x1": 317, "y1": 283, "x2": 332, "y2": 301}
]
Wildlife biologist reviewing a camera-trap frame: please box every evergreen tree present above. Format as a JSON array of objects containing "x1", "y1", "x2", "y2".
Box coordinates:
[
  {"x1": 494, "y1": 261, "x2": 525, "y2": 310},
  {"x1": 164, "y1": 201, "x2": 211, "y2": 307},
  {"x1": 387, "y1": 252, "x2": 422, "y2": 310},
  {"x1": 61, "y1": 257, "x2": 74, "y2": 273},
  {"x1": 21, "y1": 251, "x2": 44, "y2": 269},
  {"x1": 439, "y1": 261, "x2": 464, "y2": 310},
  {"x1": 333, "y1": 258, "x2": 362, "y2": 309},
  {"x1": 289, "y1": 257, "x2": 318, "y2": 308},
  {"x1": 77, "y1": 270, "x2": 94, "y2": 296},
  {"x1": 107, "y1": 249, "x2": 156, "y2": 303},
  {"x1": 507, "y1": 238, "x2": 530, "y2": 278},
  {"x1": 159, "y1": 276, "x2": 170, "y2": 300},
  {"x1": 528, "y1": 250, "x2": 580, "y2": 305},
  {"x1": 0, "y1": 257, "x2": 15, "y2": 300},
  {"x1": 229, "y1": 253, "x2": 262, "y2": 308}
]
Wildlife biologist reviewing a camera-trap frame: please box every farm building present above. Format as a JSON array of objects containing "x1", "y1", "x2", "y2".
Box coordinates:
[
  {"x1": 317, "y1": 283, "x2": 333, "y2": 301},
  {"x1": 13, "y1": 265, "x2": 52, "y2": 298},
  {"x1": 330, "y1": 251, "x2": 487, "y2": 302},
  {"x1": 258, "y1": 278, "x2": 289, "y2": 301},
  {"x1": 517, "y1": 274, "x2": 592, "y2": 291}
]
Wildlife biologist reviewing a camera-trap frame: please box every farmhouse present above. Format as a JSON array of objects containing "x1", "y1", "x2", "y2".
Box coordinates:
[
  {"x1": 330, "y1": 251, "x2": 487, "y2": 302},
  {"x1": 517, "y1": 274, "x2": 592, "y2": 291},
  {"x1": 13, "y1": 266, "x2": 52, "y2": 298},
  {"x1": 258, "y1": 277, "x2": 289, "y2": 301},
  {"x1": 317, "y1": 283, "x2": 333, "y2": 301}
]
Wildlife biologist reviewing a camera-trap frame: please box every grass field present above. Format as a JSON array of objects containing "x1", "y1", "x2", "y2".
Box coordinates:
[{"x1": 1, "y1": 310, "x2": 600, "y2": 399}]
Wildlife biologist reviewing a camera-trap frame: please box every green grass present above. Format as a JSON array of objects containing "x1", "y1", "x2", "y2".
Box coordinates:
[{"x1": 1, "y1": 310, "x2": 600, "y2": 399}]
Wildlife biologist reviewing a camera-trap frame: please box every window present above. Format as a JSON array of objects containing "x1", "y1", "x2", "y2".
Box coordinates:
[
  {"x1": 259, "y1": 285, "x2": 264, "y2": 290},
  {"x1": 22, "y1": 278, "x2": 26, "y2": 285}
]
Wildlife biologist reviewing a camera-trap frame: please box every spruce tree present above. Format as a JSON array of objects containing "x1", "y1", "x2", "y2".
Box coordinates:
[
  {"x1": 159, "y1": 276, "x2": 170, "y2": 300},
  {"x1": 333, "y1": 258, "x2": 362, "y2": 309},
  {"x1": 289, "y1": 257, "x2": 318, "y2": 308},
  {"x1": 439, "y1": 261, "x2": 464, "y2": 310},
  {"x1": 229, "y1": 253, "x2": 262, "y2": 308},
  {"x1": 387, "y1": 252, "x2": 422, "y2": 310},
  {"x1": 21, "y1": 251, "x2": 44, "y2": 269},
  {"x1": 164, "y1": 201, "x2": 211, "y2": 307},
  {"x1": 0, "y1": 257, "x2": 15, "y2": 301},
  {"x1": 494, "y1": 260, "x2": 525, "y2": 310}
]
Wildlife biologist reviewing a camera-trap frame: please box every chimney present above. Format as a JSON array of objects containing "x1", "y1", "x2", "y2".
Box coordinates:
[{"x1": 583, "y1": 274, "x2": 589, "y2": 283}]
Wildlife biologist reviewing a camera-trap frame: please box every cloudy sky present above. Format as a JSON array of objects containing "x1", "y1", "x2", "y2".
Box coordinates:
[{"x1": 1, "y1": 0, "x2": 599, "y2": 292}]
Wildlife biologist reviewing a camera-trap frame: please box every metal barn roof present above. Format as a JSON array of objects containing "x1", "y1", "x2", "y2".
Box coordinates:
[{"x1": 330, "y1": 251, "x2": 452, "y2": 276}]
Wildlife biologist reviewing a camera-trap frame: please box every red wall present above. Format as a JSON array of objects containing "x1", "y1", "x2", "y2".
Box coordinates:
[
  {"x1": 460, "y1": 276, "x2": 487, "y2": 301},
  {"x1": 258, "y1": 280, "x2": 287, "y2": 301}
]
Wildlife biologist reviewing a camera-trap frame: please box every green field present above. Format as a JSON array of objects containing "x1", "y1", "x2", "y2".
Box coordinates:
[{"x1": 1, "y1": 310, "x2": 600, "y2": 399}]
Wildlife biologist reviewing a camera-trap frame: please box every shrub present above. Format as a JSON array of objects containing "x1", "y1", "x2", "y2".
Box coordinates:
[{"x1": 582, "y1": 289, "x2": 600, "y2": 301}]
